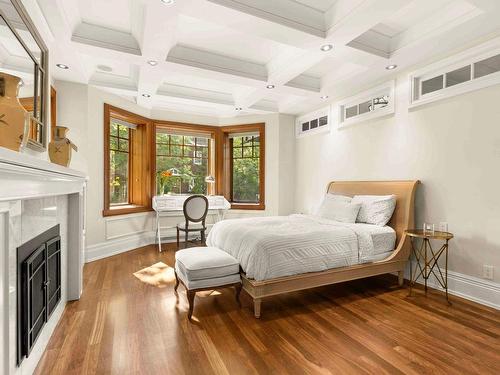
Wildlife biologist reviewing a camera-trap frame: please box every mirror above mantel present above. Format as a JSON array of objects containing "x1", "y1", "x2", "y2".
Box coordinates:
[{"x1": 0, "y1": 0, "x2": 49, "y2": 151}]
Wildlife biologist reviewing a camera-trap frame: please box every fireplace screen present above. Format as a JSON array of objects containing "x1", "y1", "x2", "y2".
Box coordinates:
[{"x1": 17, "y1": 225, "x2": 61, "y2": 364}]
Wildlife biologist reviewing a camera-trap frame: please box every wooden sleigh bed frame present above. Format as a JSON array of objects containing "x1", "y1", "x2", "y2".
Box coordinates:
[{"x1": 241, "y1": 180, "x2": 420, "y2": 318}]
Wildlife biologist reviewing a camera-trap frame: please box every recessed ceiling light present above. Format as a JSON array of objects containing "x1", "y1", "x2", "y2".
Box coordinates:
[
  {"x1": 385, "y1": 64, "x2": 398, "y2": 70},
  {"x1": 235, "y1": 107, "x2": 242, "y2": 111},
  {"x1": 56, "y1": 63, "x2": 69, "y2": 69},
  {"x1": 97, "y1": 64, "x2": 112, "y2": 72},
  {"x1": 266, "y1": 84, "x2": 275, "y2": 89},
  {"x1": 320, "y1": 95, "x2": 329, "y2": 99},
  {"x1": 142, "y1": 93, "x2": 151, "y2": 98},
  {"x1": 320, "y1": 44, "x2": 333, "y2": 52},
  {"x1": 160, "y1": 0, "x2": 174, "y2": 4},
  {"x1": 147, "y1": 60, "x2": 158, "y2": 66}
]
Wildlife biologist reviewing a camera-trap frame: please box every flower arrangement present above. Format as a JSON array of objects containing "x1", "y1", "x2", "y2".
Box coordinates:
[{"x1": 157, "y1": 170, "x2": 173, "y2": 195}]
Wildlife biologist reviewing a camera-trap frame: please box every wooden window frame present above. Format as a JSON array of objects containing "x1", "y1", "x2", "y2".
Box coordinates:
[
  {"x1": 103, "y1": 104, "x2": 153, "y2": 217},
  {"x1": 220, "y1": 123, "x2": 265, "y2": 210},
  {"x1": 103, "y1": 104, "x2": 266, "y2": 215}
]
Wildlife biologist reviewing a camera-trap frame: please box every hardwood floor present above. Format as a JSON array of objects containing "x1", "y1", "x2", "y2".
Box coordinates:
[{"x1": 36, "y1": 244, "x2": 500, "y2": 375}]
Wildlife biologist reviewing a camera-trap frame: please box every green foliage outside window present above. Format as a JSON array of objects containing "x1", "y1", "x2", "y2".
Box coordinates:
[
  {"x1": 232, "y1": 135, "x2": 260, "y2": 203},
  {"x1": 156, "y1": 133, "x2": 209, "y2": 195},
  {"x1": 109, "y1": 121, "x2": 129, "y2": 205}
]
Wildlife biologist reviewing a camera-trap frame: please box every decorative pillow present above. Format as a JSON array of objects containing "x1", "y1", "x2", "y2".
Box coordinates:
[
  {"x1": 352, "y1": 195, "x2": 396, "y2": 226},
  {"x1": 316, "y1": 195, "x2": 361, "y2": 223}
]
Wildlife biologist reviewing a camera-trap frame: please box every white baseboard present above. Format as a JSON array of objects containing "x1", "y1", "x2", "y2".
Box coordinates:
[
  {"x1": 85, "y1": 229, "x2": 203, "y2": 263},
  {"x1": 405, "y1": 262, "x2": 500, "y2": 310}
]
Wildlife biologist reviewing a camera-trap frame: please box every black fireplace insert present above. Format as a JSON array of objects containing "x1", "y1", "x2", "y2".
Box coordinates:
[{"x1": 17, "y1": 225, "x2": 61, "y2": 364}]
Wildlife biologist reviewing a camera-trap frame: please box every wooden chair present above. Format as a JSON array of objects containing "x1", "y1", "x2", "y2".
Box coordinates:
[{"x1": 176, "y1": 195, "x2": 209, "y2": 249}]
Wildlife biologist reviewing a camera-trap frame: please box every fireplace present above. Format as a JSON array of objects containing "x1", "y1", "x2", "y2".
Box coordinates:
[{"x1": 16, "y1": 225, "x2": 61, "y2": 364}]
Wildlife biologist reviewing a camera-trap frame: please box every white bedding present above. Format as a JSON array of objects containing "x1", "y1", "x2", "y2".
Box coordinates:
[{"x1": 206, "y1": 214, "x2": 396, "y2": 281}]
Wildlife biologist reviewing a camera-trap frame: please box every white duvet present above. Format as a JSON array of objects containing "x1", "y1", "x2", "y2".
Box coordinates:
[{"x1": 206, "y1": 214, "x2": 394, "y2": 281}]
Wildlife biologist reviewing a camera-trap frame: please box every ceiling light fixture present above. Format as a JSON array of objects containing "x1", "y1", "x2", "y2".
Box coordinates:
[
  {"x1": 142, "y1": 93, "x2": 151, "y2": 98},
  {"x1": 320, "y1": 44, "x2": 333, "y2": 52},
  {"x1": 235, "y1": 107, "x2": 242, "y2": 111},
  {"x1": 320, "y1": 95, "x2": 329, "y2": 99},
  {"x1": 56, "y1": 63, "x2": 69, "y2": 69},
  {"x1": 266, "y1": 84, "x2": 275, "y2": 89},
  {"x1": 385, "y1": 64, "x2": 398, "y2": 70},
  {"x1": 160, "y1": 0, "x2": 174, "y2": 4},
  {"x1": 147, "y1": 60, "x2": 158, "y2": 66}
]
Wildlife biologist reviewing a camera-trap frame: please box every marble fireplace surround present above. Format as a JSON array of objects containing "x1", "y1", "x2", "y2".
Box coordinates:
[{"x1": 0, "y1": 148, "x2": 87, "y2": 375}]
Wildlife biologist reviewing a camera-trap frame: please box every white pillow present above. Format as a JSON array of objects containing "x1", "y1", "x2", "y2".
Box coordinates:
[
  {"x1": 316, "y1": 195, "x2": 361, "y2": 223},
  {"x1": 352, "y1": 195, "x2": 396, "y2": 226}
]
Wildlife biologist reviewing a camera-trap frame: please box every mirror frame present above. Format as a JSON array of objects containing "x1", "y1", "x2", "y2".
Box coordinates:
[{"x1": 0, "y1": 0, "x2": 49, "y2": 151}]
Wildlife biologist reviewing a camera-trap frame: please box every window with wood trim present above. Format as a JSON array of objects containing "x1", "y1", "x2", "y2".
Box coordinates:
[
  {"x1": 103, "y1": 104, "x2": 266, "y2": 215},
  {"x1": 103, "y1": 104, "x2": 152, "y2": 216},
  {"x1": 221, "y1": 124, "x2": 265, "y2": 210},
  {"x1": 155, "y1": 127, "x2": 214, "y2": 196}
]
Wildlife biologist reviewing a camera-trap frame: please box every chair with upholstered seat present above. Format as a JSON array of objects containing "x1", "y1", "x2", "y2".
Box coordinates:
[{"x1": 177, "y1": 195, "x2": 209, "y2": 249}]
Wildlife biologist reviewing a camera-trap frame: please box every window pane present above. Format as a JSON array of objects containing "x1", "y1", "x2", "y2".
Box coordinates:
[
  {"x1": 346, "y1": 105, "x2": 358, "y2": 119},
  {"x1": 118, "y1": 125, "x2": 129, "y2": 139},
  {"x1": 109, "y1": 150, "x2": 128, "y2": 205},
  {"x1": 156, "y1": 142, "x2": 169, "y2": 155},
  {"x1": 233, "y1": 146, "x2": 242, "y2": 159},
  {"x1": 302, "y1": 122, "x2": 310, "y2": 132},
  {"x1": 446, "y1": 65, "x2": 471, "y2": 87},
  {"x1": 421, "y1": 75, "x2": 443, "y2": 95},
  {"x1": 156, "y1": 131, "x2": 210, "y2": 195},
  {"x1": 474, "y1": 54, "x2": 500, "y2": 79},
  {"x1": 231, "y1": 135, "x2": 260, "y2": 204},
  {"x1": 232, "y1": 158, "x2": 259, "y2": 203},
  {"x1": 110, "y1": 122, "x2": 118, "y2": 136},
  {"x1": 359, "y1": 100, "x2": 371, "y2": 114},
  {"x1": 118, "y1": 139, "x2": 129, "y2": 152},
  {"x1": 372, "y1": 95, "x2": 389, "y2": 110},
  {"x1": 110, "y1": 136, "x2": 118, "y2": 150},
  {"x1": 156, "y1": 133, "x2": 169, "y2": 143},
  {"x1": 319, "y1": 116, "x2": 328, "y2": 126},
  {"x1": 310, "y1": 119, "x2": 318, "y2": 129}
]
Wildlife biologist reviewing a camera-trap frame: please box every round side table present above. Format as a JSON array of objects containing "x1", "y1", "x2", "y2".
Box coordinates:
[{"x1": 405, "y1": 229, "x2": 454, "y2": 303}]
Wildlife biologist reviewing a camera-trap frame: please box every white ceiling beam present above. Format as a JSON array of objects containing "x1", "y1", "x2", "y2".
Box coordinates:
[
  {"x1": 136, "y1": 0, "x2": 179, "y2": 107},
  {"x1": 179, "y1": 0, "x2": 323, "y2": 48}
]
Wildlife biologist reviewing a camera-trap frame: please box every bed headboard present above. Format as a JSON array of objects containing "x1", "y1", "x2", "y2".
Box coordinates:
[{"x1": 327, "y1": 180, "x2": 420, "y2": 246}]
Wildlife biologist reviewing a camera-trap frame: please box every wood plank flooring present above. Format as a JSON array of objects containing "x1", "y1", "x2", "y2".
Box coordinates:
[{"x1": 36, "y1": 244, "x2": 500, "y2": 374}]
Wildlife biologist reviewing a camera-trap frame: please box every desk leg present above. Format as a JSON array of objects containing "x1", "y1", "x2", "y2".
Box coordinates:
[
  {"x1": 156, "y1": 212, "x2": 162, "y2": 253},
  {"x1": 445, "y1": 239, "x2": 450, "y2": 304},
  {"x1": 424, "y1": 238, "x2": 428, "y2": 292}
]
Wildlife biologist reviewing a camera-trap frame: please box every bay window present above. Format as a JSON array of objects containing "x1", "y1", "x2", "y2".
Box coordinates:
[{"x1": 103, "y1": 104, "x2": 265, "y2": 216}]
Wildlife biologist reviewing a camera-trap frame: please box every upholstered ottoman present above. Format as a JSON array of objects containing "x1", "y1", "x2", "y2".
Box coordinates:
[{"x1": 174, "y1": 247, "x2": 241, "y2": 319}]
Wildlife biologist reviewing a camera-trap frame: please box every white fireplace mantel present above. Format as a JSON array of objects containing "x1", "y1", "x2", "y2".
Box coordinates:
[
  {"x1": 0, "y1": 147, "x2": 87, "y2": 202},
  {"x1": 0, "y1": 147, "x2": 87, "y2": 375}
]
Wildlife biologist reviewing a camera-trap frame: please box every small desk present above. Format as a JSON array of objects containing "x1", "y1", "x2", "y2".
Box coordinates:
[
  {"x1": 153, "y1": 195, "x2": 230, "y2": 252},
  {"x1": 405, "y1": 229, "x2": 454, "y2": 303}
]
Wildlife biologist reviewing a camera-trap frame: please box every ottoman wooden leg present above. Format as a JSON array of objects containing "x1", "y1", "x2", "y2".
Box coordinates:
[
  {"x1": 187, "y1": 290, "x2": 196, "y2": 319},
  {"x1": 174, "y1": 271, "x2": 179, "y2": 293},
  {"x1": 235, "y1": 283, "x2": 242, "y2": 307}
]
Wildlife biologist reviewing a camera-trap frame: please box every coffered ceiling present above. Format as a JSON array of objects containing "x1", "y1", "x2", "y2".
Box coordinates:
[{"x1": 8, "y1": 0, "x2": 500, "y2": 117}]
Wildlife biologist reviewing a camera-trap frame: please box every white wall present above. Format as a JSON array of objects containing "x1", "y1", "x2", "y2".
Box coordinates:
[{"x1": 295, "y1": 78, "x2": 500, "y2": 284}]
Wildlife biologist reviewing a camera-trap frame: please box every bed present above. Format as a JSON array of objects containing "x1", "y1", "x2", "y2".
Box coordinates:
[{"x1": 207, "y1": 180, "x2": 419, "y2": 318}]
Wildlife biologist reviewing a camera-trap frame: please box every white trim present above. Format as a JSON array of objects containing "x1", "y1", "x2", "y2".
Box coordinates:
[
  {"x1": 409, "y1": 36, "x2": 500, "y2": 108},
  {"x1": 406, "y1": 262, "x2": 500, "y2": 310},
  {"x1": 337, "y1": 80, "x2": 395, "y2": 128},
  {"x1": 85, "y1": 228, "x2": 203, "y2": 263}
]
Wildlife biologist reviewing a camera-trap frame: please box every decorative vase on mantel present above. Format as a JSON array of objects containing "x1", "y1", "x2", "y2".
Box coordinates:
[
  {"x1": 0, "y1": 72, "x2": 30, "y2": 151},
  {"x1": 49, "y1": 126, "x2": 78, "y2": 167}
]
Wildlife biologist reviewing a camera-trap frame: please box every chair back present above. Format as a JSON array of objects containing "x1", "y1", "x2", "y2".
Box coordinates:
[{"x1": 183, "y1": 195, "x2": 209, "y2": 224}]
